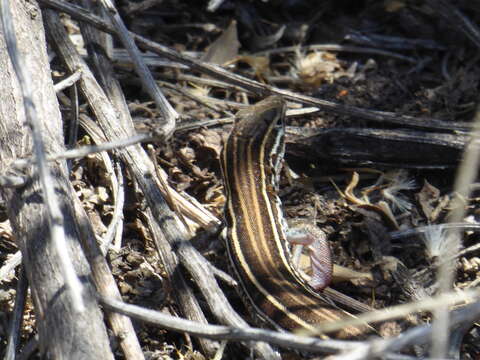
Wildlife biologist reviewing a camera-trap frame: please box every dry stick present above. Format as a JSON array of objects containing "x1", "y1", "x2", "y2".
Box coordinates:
[
  {"x1": 42, "y1": 6, "x2": 334, "y2": 358},
  {"x1": 75, "y1": 114, "x2": 219, "y2": 230},
  {"x1": 56, "y1": 7, "x2": 223, "y2": 357},
  {"x1": 0, "y1": 175, "x2": 26, "y2": 188},
  {"x1": 45, "y1": 10, "x2": 276, "y2": 359},
  {"x1": 382, "y1": 354, "x2": 417, "y2": 360},
  {"x1": 97, "y1": 0, "x2": 178, "y2": 140},
  {"x1": 163, "y1": 72, "x2": 249, "y2": 93},
  {"x1": 5, "y1": 268, "x2": 28, "y2": 360},
  {"x1": 68, "y1": 84, "x2": 80, "y2": 148},
  {"x1": 99, "y1": 295, "x2": 361, "y2": 353},
  {"x1": 147, "y1": 144, "x2": 194, "y2": 235},
  {"x1": 9, "y1": 132, "x2": 152, "y2": 167},
  {"x1": 86, "y1": 130, "x2": 120, "y2": 250},
  {"x1": 124, "y1": 0, "x2": 164, "y2": 16},
  {"x1": 66, "y1": 83, "x2": 80, "y2": 172},
  {"x1": 58, "y1": 79, "x2": 144, "y2": 359},
  {"x1": 0, "y1": 251, "x2": 22, "y2": 283},
  {"x1": 100, "y1": 289, "x2": 480, "y2": 357},
  {"x1": 174, "y1": 116, "x2": 235, "y2": 133},
  {"x1": 74, "y1": 116, "x2": 125, "y2": 251},
  {"x1": 254, "y1": 44, "x2": 417, "y2": 63},
  {"x1": 6, "y1": 142, "x2": 128, "y2": 254},
  {"x1": 389, "y1": 222, "x2": 480, "y2": 240},
  {"x1": 157, "y1": 80, "x2": 231, "y2": 115},
  {"x1": 0, "y1": 3, "x2": 114, "y2": 358},
  {"x1": 315, "y1": 291, "x2": 480, "y2": 360},
  {"x1": 54, "y1": 69, "x2": 82, "y2": 92},
  {"x1": 1, "y1": 0, "x2": 85, "y2": 313},
  {"x1": 212, "y1": 340, "x2": 228, "y2": 360},
  {"x1": 141, "y1": 204, "x2": 223, "y2": 357},
  {"x1": 54, "y1": 133, "x2": 148, "y2": 158},
  {"x1": 432, "y1": 119, "x2": 480, "y2": 357},
  {"x1": 71, "y1": 194, "x2": 145, "y2": 360},
  {"x1": 75, "y1": 7, "x2": 219, "y2": 226},
  {"x1": 312, "y1": 287, "x2": 479, "y2": 334},
  {"x1": 427, "y1": 0, "x2": 480, "y2": 50},
  {"x1": 427, "y1": 4, "x2": 480, "y2": 356},
  {"x1": 373, "y1": 297, "x2": 480, "y2": 358},
  {"x1": 38, "y1": 0, "x2": 470, "y2": 132},
  {"x1": 326, "y1": 345, "x2": 372, "y2": 360},
  {"x1": 100, "y1": 162, "x2": 125, "y2": 253},
  {"x1": 205, "y1": 260, "x2": 238, "y2": 287},
  {"x1": 207, "y1": 0, "x2": 224, "y2": 12},
  {"x1": 108, "y1": 48, "x2": 190, "y2": 69},
  {"x1": 73, "y1": 7, "x2": 147, "y2": 359}
]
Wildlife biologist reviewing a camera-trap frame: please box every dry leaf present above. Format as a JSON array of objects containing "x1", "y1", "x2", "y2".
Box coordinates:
[
  {"x1": 189, "y1": 129, "x2": 223, "y2": 158},
  {"x1": 178, "y1": 147, "x2": 196, "y2": 163},
  {"x1": 297, "y1": 51, "x2": 345, "y2": 87},
  {"x1": 233, "y1": 55, "x2": 270, "y2": 80},
  {"x1": 416, "y1": 180, "x2": 441, "y2": 222},
  {"x1": 202, "y1": 20, "x2": 240, "y2": 65}
]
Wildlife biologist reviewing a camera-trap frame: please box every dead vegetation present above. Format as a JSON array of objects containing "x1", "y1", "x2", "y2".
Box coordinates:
[{"x1": 1, "y1": 0, "x2": 480, "y2": 359}]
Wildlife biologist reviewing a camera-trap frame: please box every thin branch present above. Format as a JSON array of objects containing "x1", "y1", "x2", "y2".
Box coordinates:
[
  {"x1": 389, "y1": 222, "x2": 480, "y2": 240},
  {"x1": 310, "y1": 288, "x2": 480, "y2": 335},
  {"x1": 77, "y1": 114, "x2": 220, "y2": 230},
  {"x1": 38, "y1": 0, "x2": 469, "y2": 132},
  {"x1": 0, "y1": 0, "x2": 85, "y2": 312},
  {"x1": 5, "y1": 268, "x2": 28, "y2": 360},
  {"x1": 97, "y1": 0, "x2": 178, "y2": 139},
  {"x1": 148, "y1": 144, "x2": 193, "y2": 236},
  {"x1": 100, "y1": 162, "x2": 125, "y2": 254},
  {"x1": 54, "y1": 69, "x2": 82, "y2": 92},
  {"x1": 0, "y1": 175, "x2": 26, "y2": 188},
  {"x1": 99, "y1": 295, "x2": 361, "y2": 354},
  {"x1": 427, "y1": 0, "x2": 480, "y2": 50},
  {"x1": 45, "y1": 9, "x2": 240, "y2": 357},
  {"x1": 12, "y1": 133, "x2": 151, "y2": 169},
  {"x1": 254, "y1": 44, "x2": 417, "y2": 63},
  {"x1": 431, "y1": 114, "x2": 480, "y2": 356},
  {"x1": 0, "y1": 251, "x2": 22, "y2": 283}
]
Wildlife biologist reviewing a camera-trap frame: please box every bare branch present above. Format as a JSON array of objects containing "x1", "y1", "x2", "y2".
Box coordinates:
[
  {"x1": 1, "y1": 0, "x2": 84, "y2": 313},
  {"x1": 100, "y1": 295, "x2": 361, "y2": 354},
  {"x1": 97, "y1": 0, "x2": 178, "y2": 139},
  {"x1": 38, "y1": 0, "x2": 469, "y2": 132}
]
